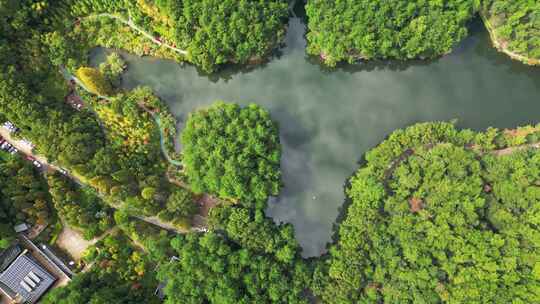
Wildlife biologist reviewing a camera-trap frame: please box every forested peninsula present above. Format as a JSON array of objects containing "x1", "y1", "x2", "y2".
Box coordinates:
[
  {"x1": 306, "y1": 0, "x2": 540, "y2": 66},
  {"x1": 0, "y1": 1, "x2": 539, "y2": 304},
  {"x1": 481, "y1": 0, "x2": 540, "y2": 65},
  {"x1": 313, "y1": 122, "x2": 540, "y2": 303}
]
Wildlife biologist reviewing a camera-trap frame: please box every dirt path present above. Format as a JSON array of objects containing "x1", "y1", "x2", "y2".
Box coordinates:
[
  {"x1": 56, "y1": 226, "x2": 115, "y2": 261},
  {"x1": 166, "y1": 170, "x2": 223, "y2": 223},
  {"x1": 491, "y1": 142, "x2": 540, "y2": 157},
  {"x1": 481, "y1": 13, "x2": 540, "y2": 66},
  {"x1": 132, "y1": 214, "x2": 188, "y2": 233},
  {"x1": 83, "y1": 13, "x2": 188, "y2": 56},
  {"x1": 383, "y1": 141, "x2": 540, "y2": 182}
]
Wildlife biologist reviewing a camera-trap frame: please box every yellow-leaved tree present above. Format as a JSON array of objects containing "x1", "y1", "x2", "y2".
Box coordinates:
[{"x1": 76, "y1": 67, "x2": 112, "y2": 96}]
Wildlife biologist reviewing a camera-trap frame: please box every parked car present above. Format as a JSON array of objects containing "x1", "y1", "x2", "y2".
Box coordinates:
[
  {"x1": 3, "y1": 121, "x2": 18, "y2": 133},
  {"x1": 1, "y1": 142, "x2": 12, "y2": 151},
  {"x1": 32, "y1": 160, "x2": 42, "y2": 168},
  {"x1": 59, "y1": 168, "x2": 68, "y2": 175},
  {"x1": 21, "y1": 139, "x2": 34, "y2": 149}
]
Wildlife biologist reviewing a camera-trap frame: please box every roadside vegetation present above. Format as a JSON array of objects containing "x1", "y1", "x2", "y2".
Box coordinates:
[
  {"x1": 481, "y1": 0, "x2": 540, "y2": 64},
  {"x1": 47, "y1": 173, "x2": 114, "y2": 240},
  {"x1": 312, "y1": 122, "x2": 540, "y2": 303},
  {"x1": 42, "y1": 231, "x2": 161, "y2": 303},
  {"x1": 0, "y1": 155, "x2": 52, "y2": 248}
]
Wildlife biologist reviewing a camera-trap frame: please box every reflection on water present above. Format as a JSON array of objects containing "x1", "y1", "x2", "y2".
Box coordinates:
[{"x1": 90, "y1": 17, "x2": 540, "y2": 257}]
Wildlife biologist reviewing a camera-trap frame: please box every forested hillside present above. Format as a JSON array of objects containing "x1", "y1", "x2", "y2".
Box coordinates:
[
  {"x1": 0, "y1": 155, "x2": 52, "y2": 248},
  {"x1": 482, "y1": 0, "x2": 540, "y2": 64},
  {"x1": 56, "y1": 0, "x2": 289, "y2": 72},
  {"x1": 305, "y1": 0, "x2": 477, "y2": 66},
  {"x1": 1, "y1": 1, "x2": 539, "y2": 303},
  {"x1": 313, "y1": 122, "x2": 540, "y2": 303},
  {"x1": 157, "y1": 232, "x2": 311, "y2": 304}
]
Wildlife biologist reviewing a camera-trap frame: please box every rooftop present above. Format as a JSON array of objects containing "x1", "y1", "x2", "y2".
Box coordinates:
[
  {"x1": 0, "y1": 246, "x2": 22, "y2": 273},
  {"x1": 0, "y1": 251, "x2": 56, "y2": 304}
]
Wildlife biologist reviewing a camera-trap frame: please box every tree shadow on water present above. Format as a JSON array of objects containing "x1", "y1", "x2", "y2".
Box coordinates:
[
  {"x1": 195, "y1": 49, "x2": 285, "y2": 83},
  {"x1": 305, "y1": 53, "x2": 441, "y2": 75}
]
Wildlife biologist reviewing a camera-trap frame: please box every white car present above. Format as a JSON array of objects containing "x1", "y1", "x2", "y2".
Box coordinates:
[
  {"x1": 3, "y1": 121, "x2": 18, "y2": 133},
  {"x1": 33, "y1": 160, "x2": 42, "y2": 168},
  {"x1": 21, "y1": 139, "x2": 34, "y2": 149}
]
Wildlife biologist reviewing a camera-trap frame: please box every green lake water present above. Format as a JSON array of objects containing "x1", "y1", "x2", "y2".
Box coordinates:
[{"x1": 91, "y1": 17, "x2": 540, "y2": 257}]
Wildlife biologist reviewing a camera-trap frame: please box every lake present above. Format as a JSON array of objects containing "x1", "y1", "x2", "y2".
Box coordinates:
[{"x1": 90, "y1": 17, "x2": 540, "y2": 257}]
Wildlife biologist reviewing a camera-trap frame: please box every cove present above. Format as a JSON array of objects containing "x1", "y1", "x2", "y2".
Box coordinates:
[{"x1": 90, "y1": 17, "x2": 540, "y2": 257}]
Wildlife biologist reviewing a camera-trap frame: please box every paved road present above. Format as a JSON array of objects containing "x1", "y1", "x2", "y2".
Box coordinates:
[
  {"x1": 0, "y1": 126, "x2": 188, "y2": 235},
  {"x1": 0, "y1": 127, "x2": 53, "y2": 173}
]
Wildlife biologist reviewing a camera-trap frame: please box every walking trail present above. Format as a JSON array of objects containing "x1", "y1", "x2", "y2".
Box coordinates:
[
  {"x1": 83, "y1": 13, "x2": 188, "y2": 56},
  {"x1": 481, "y1": 13, "x2": 540, "y2": 66}
]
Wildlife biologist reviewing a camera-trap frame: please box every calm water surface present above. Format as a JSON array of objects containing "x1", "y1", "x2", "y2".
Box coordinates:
[{"x1": 91, "y1": 18, "x2": 540, "y2": 257}]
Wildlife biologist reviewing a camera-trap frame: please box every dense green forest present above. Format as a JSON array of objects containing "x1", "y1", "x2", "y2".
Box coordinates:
[
  {"x1": 157, "y1": 232, "x2": 311, "y2": 304},
  {"x1": 149, "y1": 0, "x2": 289, "y2": 72},
  {"x1": 181, "y1": 102, "x2": 282, "y2": 206},
  {"x1": 313, "y1": 122, "x2": 540, "y2": 303},
  {"x1": 47, "y1": 173, "x2": 114, "y2": 240},
  {"x1": 54, "y1": 0, "x2": 290, "y2": 72},
  {"x1": 0, "y1": 154, "x2": 52, "y2": 248},
  {"x1": 305, "y1": 0, "x2": 478, "y2": 66},
  {"x1": 0, "y1": 0, "x2": 199, "y2": 225},
  {"x1": 482, "y1": 0, "x2": 540, "y2": 63},
  {"x1": 1, "y1": 1, "x2": 540, "y2": 304}
]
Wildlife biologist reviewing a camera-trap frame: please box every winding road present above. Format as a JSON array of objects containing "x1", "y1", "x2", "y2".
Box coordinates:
[{"x1": 0, "y1": 121, "x2": 188, "y2": 234}]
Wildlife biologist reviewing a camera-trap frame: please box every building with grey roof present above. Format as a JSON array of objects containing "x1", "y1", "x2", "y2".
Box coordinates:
[
  {"x1": 0, "y1": 250, "x2": 56, "y2": 304},
  {"x1": 0, "y1": 246, "x2": 22, "y2": 273}
]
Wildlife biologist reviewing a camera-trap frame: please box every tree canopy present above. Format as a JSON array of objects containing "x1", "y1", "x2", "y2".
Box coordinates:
[
  {"x1": 181, "y1": 102, "x2": 282, "y2": 206},
  {"x1": 47, "y1": 173, "x2": 113, "y2": 240},
  {"x1": 76, "y1": 67, "x2": 112, "y2": 96},
  {"x1": 313, "y1": 122, "x2": 540, "y2": 303},
  {"x1": 482, "y1": 0, "x2": 540, "y2": 63},
  {"x1": 0, "y1": 155, "x2": 51, "y2": 228},
  {"x1": 42, "y1": 232, "x2": 160, "y2": 304},
  {"x1": 157, "y1": 0, "x2": 289, "y2": 72},
  {"x1": 65, "y1": 0, "x2": 289, "y2": 72},
  {"x1": 157, "y1": 232, "x2": 311, "y2": 304},
  {"x1": 306, "y1": 0, "x2": 477, "y2": 66}
]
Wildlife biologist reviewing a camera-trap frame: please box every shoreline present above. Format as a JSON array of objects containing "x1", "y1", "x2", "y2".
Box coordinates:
[{"x1": 480, "y1": 12, "x2": 540, "y2": 66}]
